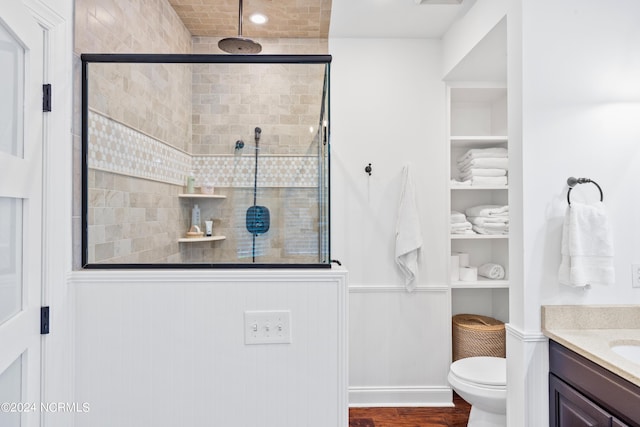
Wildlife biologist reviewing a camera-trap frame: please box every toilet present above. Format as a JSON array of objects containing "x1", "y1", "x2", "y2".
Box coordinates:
[{"x1": 448, "y1": 356, "x2": 507, "y2": 427}]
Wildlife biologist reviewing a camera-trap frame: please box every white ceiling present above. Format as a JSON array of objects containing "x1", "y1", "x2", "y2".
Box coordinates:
[{"x1": 329, "y1": 0, "x2": 477, "y2": 39}]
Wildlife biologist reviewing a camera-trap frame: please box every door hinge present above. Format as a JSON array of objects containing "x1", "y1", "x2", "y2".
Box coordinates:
[
  {"x1": 42, "y1": 84, "x2": 52, "y2": 112},
  {"x1": 41, "y1": 306, "x2": 50, "y2": 335}
]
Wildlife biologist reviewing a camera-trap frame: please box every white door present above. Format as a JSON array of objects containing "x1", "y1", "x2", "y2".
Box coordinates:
[{"x1": 0, "y1": 2, "x2": 44, "y2": 426}]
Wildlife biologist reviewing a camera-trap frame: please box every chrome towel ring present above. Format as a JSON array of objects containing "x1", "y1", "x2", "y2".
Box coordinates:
[{"x1": 567, "y1": 177, "x2": 603, "y2": 205}]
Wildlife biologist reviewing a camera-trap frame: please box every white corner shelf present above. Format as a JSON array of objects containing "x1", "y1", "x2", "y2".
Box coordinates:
[
  {"x1": 177, "y1": 235, "x2": 226, "y2": 243},
  {"x1": 450, "y1": 185, "x2": 509, "y2": 191},
  {"x1": 451, "y1": 279, "x2": 509, "y2": 289},
  {"x1": 178, "y1": 194, "x2": 227, "y2": 199},
  {"x1": 450, "y1": 234, "x2": 508, "y2": 240},
  {"x1": 450, "y1": 136, "x2": 508, "y2": 146}
]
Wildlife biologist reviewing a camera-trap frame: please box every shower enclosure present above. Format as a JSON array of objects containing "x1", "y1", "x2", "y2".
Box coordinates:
[{"x1": 81, "y1": 54, "x2": 331, "y2": 268}]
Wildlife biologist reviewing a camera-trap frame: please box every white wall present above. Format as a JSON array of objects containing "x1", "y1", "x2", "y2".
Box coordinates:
[
  {"x1": 510, "y1": 0, "x2": 640, "y2": 424},
  {"x1": 71, "y1": 270, "x2": 348, "y2": 427},
  {"x1": 521, "y1": 0, "x2": 640, "y2": 329},
  {"x1": 328, "y1": 38, "x2": 452, "y2": 405}
]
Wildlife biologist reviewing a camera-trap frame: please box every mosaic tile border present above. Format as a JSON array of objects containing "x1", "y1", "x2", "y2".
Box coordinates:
[
  {"x1": 193, "y1": 155, "x2": 318, "y2": 188},
  {"x1": 88, "y1": 111, "x2": 191, "y2": 186},
  {"x1": 88, "y1": 111, "x2": 320, "y2": 188}
]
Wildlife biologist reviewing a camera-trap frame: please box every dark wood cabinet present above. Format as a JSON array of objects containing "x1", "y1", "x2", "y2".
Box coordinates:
[
  {"x1": 549, "y1": 341, "x2": 638, "y2": 427},
  {"x1": 550, "y1": 374, "x2": 628, "y2": 426}
]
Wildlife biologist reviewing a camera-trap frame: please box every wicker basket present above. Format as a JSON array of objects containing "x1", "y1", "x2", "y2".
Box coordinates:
[{"x1": 452, "y1": 314, "x2": 505, "y2": 361}]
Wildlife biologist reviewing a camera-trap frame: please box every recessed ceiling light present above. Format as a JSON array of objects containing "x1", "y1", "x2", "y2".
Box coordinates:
[{"x1": 249, "y1": 13, "x2": 268, "y2": 25}]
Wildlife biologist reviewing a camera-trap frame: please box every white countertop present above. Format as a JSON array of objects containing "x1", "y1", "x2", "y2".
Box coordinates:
[{"x1": 542, "y1": 305, "x2": 640, "y2": 387}]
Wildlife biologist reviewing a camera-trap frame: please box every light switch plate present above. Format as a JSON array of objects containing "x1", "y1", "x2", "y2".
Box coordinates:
[{"x1": 244, "y1": 310, "x2": 291, "y2": 345}]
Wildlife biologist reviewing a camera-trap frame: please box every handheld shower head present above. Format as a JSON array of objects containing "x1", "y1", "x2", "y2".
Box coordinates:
[{"x1": 254, "y1": 127, "x2": 262, "y2": 144}]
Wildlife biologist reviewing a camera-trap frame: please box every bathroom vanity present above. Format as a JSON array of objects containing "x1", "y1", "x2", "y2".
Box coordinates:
[
  {"x1": 542, "y1": 305, "x2": 640, "y2": 427},
  {"x1": 549, "y1": 340, "x2": 639, "y2": 427}
]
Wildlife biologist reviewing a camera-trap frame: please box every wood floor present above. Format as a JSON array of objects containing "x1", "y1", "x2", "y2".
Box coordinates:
[{"x1": 349, "y1": 394, "x2": 471, "y2": 427}]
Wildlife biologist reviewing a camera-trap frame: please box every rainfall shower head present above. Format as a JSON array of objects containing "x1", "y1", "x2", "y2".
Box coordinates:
[{"x1": 218, "y1": 0, "x2": 262, "y2": 54}]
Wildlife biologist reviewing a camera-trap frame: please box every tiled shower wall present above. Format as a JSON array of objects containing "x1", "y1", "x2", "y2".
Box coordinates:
[
  {"x1": 75, "y1": 0, "x2": 330, "y2": 265},
  {"x1": 191, "y1": 37, "x2": 327, "y2": 156},
  {"x1": 74, "y1": 0, "x2": 193, "y2": 266}
]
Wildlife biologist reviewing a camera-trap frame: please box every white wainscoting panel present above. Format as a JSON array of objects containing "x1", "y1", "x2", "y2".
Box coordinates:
[
  {"x1": 71, "y1": 269, "x2": 348, "y2": 427},
  {"x1": 506, "y1": 324, "x2": 549, "y2": 427},
  {"x1": 348, "y1": 285, "x2": 451, "y2": 407}
]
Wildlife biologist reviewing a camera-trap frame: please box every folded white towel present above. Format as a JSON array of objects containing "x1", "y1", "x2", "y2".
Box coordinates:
[
  {"x1": 558, "y1": 201, "x2": 614, "y2": 287},
  {"x1": 479, "y1": 222, "x2": 508, "y2": 230},
  {"x1": 395, "y1": 164, "x2": 423, "y2": 291},
  {"x1": 457, "y1": 147, "x2": 508, "y2": 163},
  {"x1": 478, "y1": 263, "x2": 505, "y2": 280},
  {"x1": 470, "y1": 176, "x2": 508, "y2": 186},
  {"x1": 451, "y1": 221, "x2": 473, "y2": 233},
  {"x1": 451, "y1": 211, "x2": 467, "y2": 224},
  {"x1": 467, "y1": 216, "x2": 509, "y2": 226},
  {"x1": 473, "y1": 225, "x2": 508, "y2": 235},
  {"x1": 460, "y1": 168, "x2": 507, "y2": 179},
  {"x1": 450, "y1": 178, "x2": 472, "y2": 187},
  {"x1": 458, "y1": 157, "x2": 509, "y2": 172},
  {"x1": 465, "y1": 205, "x2": 509, "y2": 218}
]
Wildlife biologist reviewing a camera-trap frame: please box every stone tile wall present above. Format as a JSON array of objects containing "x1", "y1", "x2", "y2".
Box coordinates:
[
  {"x1": 87, "y1": 169, "x2": 186, "y2": 264},
  {"x1": 75, "y1": 1, "x2": 329, "y2": 266}
]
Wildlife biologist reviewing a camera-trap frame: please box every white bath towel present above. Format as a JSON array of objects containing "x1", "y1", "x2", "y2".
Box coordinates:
[
  {"x1": 478, "y1": 263, "x2": 506, "y2": 280},
  {"x1": 558, "y1": 201, "x2": 614, "y2": 287},
  {"x1": 395, "y1": 164, "x2": 423, "y2": 291},
  {"x1": 465, "y1": 205, "x2": 509, "y2": 218},
  {"x1": 470, "y1": 176, "x2": 508, "y2": 187},
  {"x1": 451, "y1": 221, "x2": 473, "y2": 233},
  {"x1": 457, "y1": 147, "x2": 508, "y2": 163},
  {"x1": 458, "y1": 157, "x2": 509, "y2": 171},
  {"x1": 460, "y1": 168, "x2": 507, "y2": 179},
  {"x1": 472, "y1": 225, "x2": 508, "y2": 235},
  {"x1": 450, "y1": 211, "x2": 467, "y2": 224},
  {"x1": 450, "y1": 178, "x2": 472, "y2": 187},
  {"x1": 467, "y1": 216, "x2": 509, "y2": 226}
]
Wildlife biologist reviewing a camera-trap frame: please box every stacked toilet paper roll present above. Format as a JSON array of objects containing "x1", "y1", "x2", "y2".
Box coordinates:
[
  {"x1": 454, "y1": 252, "x2": 470, "y2": 267},
  {"x1": 459, "y1": 266, "x2": 478, "y2": 281}
]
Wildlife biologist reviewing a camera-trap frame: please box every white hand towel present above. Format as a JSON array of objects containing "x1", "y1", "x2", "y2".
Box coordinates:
[
  {"x1": 450, "y1": 210, "x2": 467, "y2": 224},
  {"x1": 558, "y1": 201, "x2": 614, "y2": 287},
  {"x1": 460, "y1": 168, "x2": 507, "y2": 179},
  {"x1": 458, "y1": 157, "x2": 509, "y2": 171},
  {"x1": 465, "y1": 204, "x2": 509, "y2": 218},
  {"x1": 451, "y1": 221, "x2": 473, "y2": 233},
  {"x1": 395, "y1": 164, "x2": 423, "y2": 291},
  {"x1": 450, "y1": 178, "x2": 472, "y2": 187},
  {"x1": 467, "y1": 216, "x2": 509, "y2": 226},
  {"x1": 457, "y1": 147, "x2": 508, "y2": 163},
  {"x1": 470, "y1": 176, "x2": 508, "y2": 187},
  {"x1": 472, "y1": 225, "x2": 508, "y2": 235},
  {"x1": 478, "y1": 263, "x2": 505, "y2": 280}
]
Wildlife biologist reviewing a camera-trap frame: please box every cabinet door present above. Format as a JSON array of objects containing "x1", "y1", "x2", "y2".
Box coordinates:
[{"x1": 550, "y1": 374, "x2": 612, "y2": 427}]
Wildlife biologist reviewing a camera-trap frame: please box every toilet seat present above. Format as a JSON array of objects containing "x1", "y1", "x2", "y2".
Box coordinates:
[{"x1": 450, "y1": 356, "x2": 506, "y2": 387}]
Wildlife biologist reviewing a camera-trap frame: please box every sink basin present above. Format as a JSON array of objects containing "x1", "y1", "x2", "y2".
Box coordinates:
[{"x1": 610, "y1": 341, "x2": 640, "y2": 364}]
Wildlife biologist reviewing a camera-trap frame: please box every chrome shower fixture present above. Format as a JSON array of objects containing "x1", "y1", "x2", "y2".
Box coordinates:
[{"x1": 218, "y1": 0, "x2": 262, "y2": 54}]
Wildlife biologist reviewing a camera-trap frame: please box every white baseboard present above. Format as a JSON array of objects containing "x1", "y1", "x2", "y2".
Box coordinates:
[{"x1": 349, "y1": 385, "x2": 453, "y2": 407}]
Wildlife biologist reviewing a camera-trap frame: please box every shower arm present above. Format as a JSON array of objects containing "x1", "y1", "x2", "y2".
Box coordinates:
[{"x1": 237, "y1": 0, "x2": 244, "y2": 37}]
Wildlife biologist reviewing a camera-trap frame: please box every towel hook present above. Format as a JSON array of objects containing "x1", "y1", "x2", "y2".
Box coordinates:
[{"x1": 566, "y1": 177, "x2": 603, "y2": 205}]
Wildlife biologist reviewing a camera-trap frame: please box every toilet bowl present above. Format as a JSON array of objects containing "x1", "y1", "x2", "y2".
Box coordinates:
[{"x1": 448, "y1": 356, "x2": 506, "y2": 427}]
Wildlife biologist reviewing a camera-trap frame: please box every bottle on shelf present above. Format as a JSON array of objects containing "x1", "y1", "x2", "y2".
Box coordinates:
[
  {"x1": 186, "y1": 171, "x2": 196, "y2": 194},
  {"x1": 191, "y1": 204, "x2": 201, "y2": 229}
]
